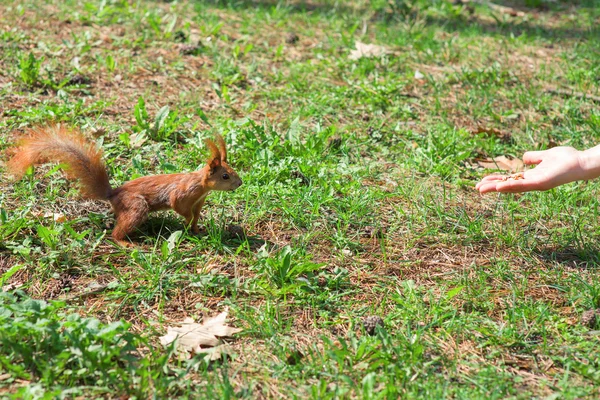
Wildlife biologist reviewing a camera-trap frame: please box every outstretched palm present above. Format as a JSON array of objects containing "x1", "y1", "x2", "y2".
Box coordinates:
[{"x1": 476, "y1": 147, "x2": 585, "y2": 194}]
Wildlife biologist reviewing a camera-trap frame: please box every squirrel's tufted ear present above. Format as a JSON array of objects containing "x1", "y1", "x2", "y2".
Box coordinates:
[
  {"x1": 214, "y1": 134, "x2": 227, "y2": 162},
  {"x1": 205, "y1": 138, "x2": 222, "y2": 173}
]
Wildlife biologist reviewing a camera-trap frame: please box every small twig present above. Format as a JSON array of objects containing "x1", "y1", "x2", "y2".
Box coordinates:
[
  {"x1": 486, "y1": 1, "x2": 526, "y2": 17},
  {"x1": 545, "y1": 88, "x2": 600, "y2": 104},
  {"x1": 464, "y1": 0, "x2": 526, "y2": 17},
  {"x1": 399, "y1": 92, "x2": 421, "y2": 99},
  {"x1": 60, "y1": 281, "x2": 112, "y2": 302}
]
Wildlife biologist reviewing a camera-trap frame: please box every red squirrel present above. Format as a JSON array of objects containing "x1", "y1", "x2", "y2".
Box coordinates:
[{"x1": 6, "y1": 125, "x2": 242, "y2": 247}]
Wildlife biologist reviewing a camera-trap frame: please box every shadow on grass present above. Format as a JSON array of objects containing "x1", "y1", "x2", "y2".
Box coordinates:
[
  {"x1": 138, "y1": 216, "x2": 270, "y2": 250},
  {"x1": 181, "y1": 0, "x2": 598, "y2": 41},
  {"x1": 536, "y1": 246, "x2": 600, "y2": 268},
  {"x1": 426, "y1": 11, "x2": 598, "y2": 42}
]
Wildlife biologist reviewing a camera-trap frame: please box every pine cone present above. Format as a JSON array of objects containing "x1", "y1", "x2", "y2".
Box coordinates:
[
  {"x1": 290, "y1": 170, "x2": 309, "y2": 186},
  {"x1": 227, "y1": 224, "x2": 245, "y2": 239},
  {"x1": 44, "y1": 279, "x2": 62, "y2": 299},
  {"x1": 67, "y1": 74, "x2": 91, "y2": 86},
  {"x1": 179, "y1": 44, "x2": 201, "y2": 56},
  {"x1": 581, "y1": 309, "x2": 600, "y2": 328},
  {"x1": 363, "y1": 316, "x2": 384, "y2": 335},
  {"x1": 59, "y1": 274, "x2": 73, "y2": 291},
  {"x1": 173, "y1": 30, "x2": 187, "y2": 43},
  {"x1": 285, "y1": 33, "x2": 299, "y2": 44}
]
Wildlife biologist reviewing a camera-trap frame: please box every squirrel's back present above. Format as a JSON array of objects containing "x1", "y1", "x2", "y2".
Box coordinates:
[{"x1": 7, "y1": 125, "x2": 112, "y2": 200}]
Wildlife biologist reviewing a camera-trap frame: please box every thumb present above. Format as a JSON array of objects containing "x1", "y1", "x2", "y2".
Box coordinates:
[{"x1": 522, "y1": 150, "x2": 547, "y2": 165}]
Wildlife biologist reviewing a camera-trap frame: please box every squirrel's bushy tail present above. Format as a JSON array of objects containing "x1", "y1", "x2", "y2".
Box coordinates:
[{"x1": 7, "y1": 125, "x2": 112, "y2": 200}]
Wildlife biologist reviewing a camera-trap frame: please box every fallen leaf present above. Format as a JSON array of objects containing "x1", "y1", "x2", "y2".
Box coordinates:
[
  {"x1": 32, "y1": 211, "x2": 68, "y2": 223},
  {"x1": 128, "y1": 132, "x2": 148, "y2": 148},
  {"x1": 463, "y1": 0, "x2": 526, "y2": 17},
  {"x1": 189, "y1": 28, "x2": 202, "y2": 45},
  {"x1": 1, "y1": 282, "x2": 23, "y2": 292},
  {"x1": 488, "y1": 2, "x2": 526, "y2": 17},
  {"x1": 471, "y1": 125, "x2": 512, "y2": 142},
  {"x1": 159, "y1": 309, "x2": 242, "y2": 359},
  {"x1": 349, "y1": 41, "x2": 388, "y2": 60},
  {"x1": 477, "y1": 156, "x2": 524, "y2": 173},
  {"x1": 196, "y1": 344, "x2": 233, "y2": 362}
]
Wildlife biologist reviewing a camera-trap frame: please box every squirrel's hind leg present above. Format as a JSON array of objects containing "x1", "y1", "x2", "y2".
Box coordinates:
[
  {"x1": 111, "y1": 197, "x2": 149, "y2": 247},
  {"x1": 189, "y1": 199, "x2": 206, "y2": 234}
]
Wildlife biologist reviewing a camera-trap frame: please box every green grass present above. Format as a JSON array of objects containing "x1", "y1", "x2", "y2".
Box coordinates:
[{"x1": 1, "y1": 0, "x2": 600, "y2": 398}]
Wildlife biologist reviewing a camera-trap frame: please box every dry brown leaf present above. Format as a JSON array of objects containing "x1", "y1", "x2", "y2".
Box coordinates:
[
  {"x1": 477, "y1": 156, "x2": 524, "y2": 173},
  {"x1": 159, "y1": 309, "x2": 242, "y2": 359},
  {"x1": 196, "y1": 344, "x2": 233, "y2": 362},
  {"x1": 189, "y1": 28, "x2": 202, "y2": 45},
  {"x1": 349, "y1": 41, "x2": 388, "y2": 60},
  {"x1": 128, "y1": 132, "x2": 148, "y2": 148},
  {"x1": 463, "y1": 0, "x2": 526, "y2": 17},
  {"x1": 488, "y1": 2, "x2": 526, "y2": 17},
  {"x1": 2, "y1": 282, "x2": 23, "y2": 292},
  {"x1": 471, "y1": 125, "x2": 512, "y2": 142},
  {"x1": 32, "y1": 211, "x2": 68, "y2": 223}
]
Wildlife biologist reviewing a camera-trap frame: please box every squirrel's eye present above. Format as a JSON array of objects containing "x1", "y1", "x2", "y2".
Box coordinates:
[{"x1": 222, "y1": 173, "x2": 230, "y2": 180}]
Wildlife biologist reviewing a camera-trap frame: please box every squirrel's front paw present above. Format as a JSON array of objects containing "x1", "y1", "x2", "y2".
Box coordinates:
[
  {"x1": 114, "y1": 239, "x2": 135, "y2": 248},
  {"x1": 191, "y1": 225, "x2": 206, "y2": 235}
]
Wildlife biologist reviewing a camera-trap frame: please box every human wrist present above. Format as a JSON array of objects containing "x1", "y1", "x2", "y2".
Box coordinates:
[{"x1": 579, "y1": 145, "x2": 600, "y2": 181}]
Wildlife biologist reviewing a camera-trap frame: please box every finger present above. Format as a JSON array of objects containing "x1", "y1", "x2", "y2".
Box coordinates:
[
  {"x1": 522, "y1": 150, "x2": 546, "y2": 165},
  {"x1": 476, "y1": 180, "x2": 496, "y2": 190},
  {"x1": 495, "y1": 178, "x2": 545, "y2": 193},
  {"x1": 476, "y1": 175, "x2": 509, "y2": 190},
  {"x1": 477, "y1": 174, "x2": 508, "y2": 185},
  {"x1": 480, "y1": 174, "x2": 508, "y2": 181},
  {"x1": 477, "y1": 182, "x2": 503, "y2": 194}
]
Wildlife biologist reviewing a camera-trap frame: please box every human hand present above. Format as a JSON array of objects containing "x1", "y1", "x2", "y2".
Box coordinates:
[{"x1": 476, "y1": 147, "x2": 587, "y2": 194}]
